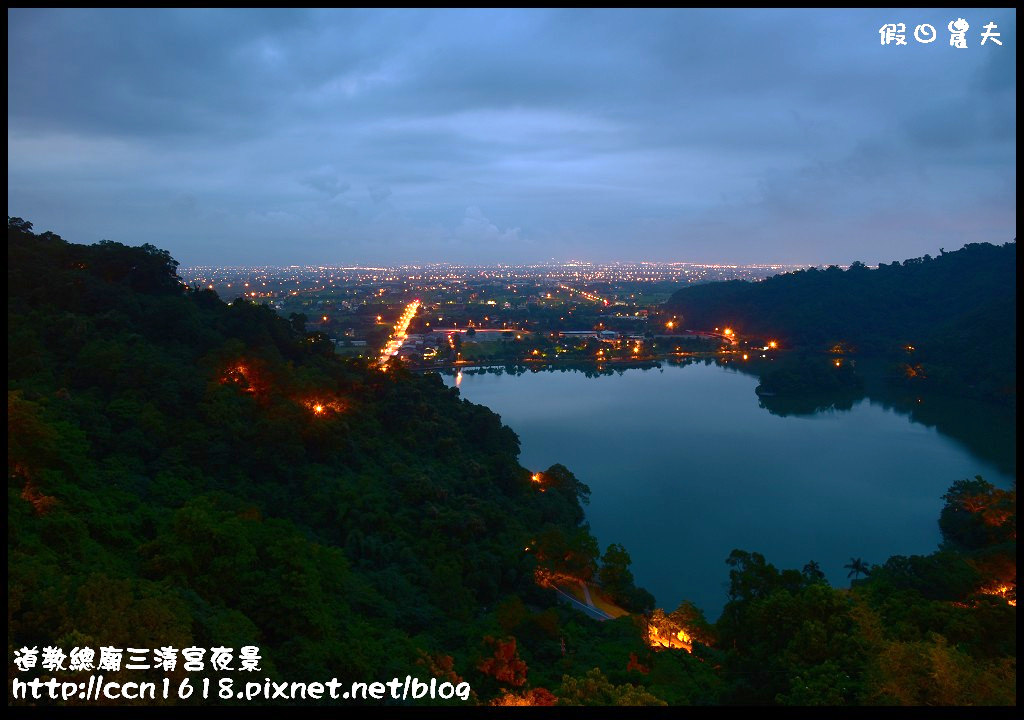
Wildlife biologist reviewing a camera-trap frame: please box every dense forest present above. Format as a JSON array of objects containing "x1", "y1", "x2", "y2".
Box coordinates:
[
  {"x1": 8, "y1": 219, "x2": 1016, "y2": 706},
  {"x1": 664, "y1": 242, "x2": 1016, "y2": 404}
]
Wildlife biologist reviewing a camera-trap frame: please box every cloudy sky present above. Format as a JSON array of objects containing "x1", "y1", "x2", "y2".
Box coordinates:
[{"x1": 7, "y1": 9, "x2": 1016, "y2": 266}]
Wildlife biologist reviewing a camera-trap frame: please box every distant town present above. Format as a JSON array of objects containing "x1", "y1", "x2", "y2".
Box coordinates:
[{"x1": 179, "y1": 262, "x2": 808, "y2": 368}]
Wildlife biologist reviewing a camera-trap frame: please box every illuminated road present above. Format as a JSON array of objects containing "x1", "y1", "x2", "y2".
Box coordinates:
[
  {"x1": 557, "y1": 284, "x2": 610, "y2": 306},
  {"x1": 378, "y1": 299, "x2": 421, "y2": 366},
  {"x1": 551, "y1": 584, "x2": 613, "y2": 622}
]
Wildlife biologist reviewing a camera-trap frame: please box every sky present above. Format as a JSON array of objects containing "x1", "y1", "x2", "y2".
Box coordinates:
[{"x1": 7, "y1": 8, "x2": 1017, "y2": 266}]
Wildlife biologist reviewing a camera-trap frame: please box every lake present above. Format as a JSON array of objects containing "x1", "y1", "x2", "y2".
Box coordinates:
[{"x1": 439, "y1": 360, "x2": 1016, "y2": 620}]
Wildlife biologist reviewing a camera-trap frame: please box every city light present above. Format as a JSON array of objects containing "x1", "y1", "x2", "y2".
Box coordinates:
[{"x1": 379, "y1": 299, "x2": 421, "y2": 367}]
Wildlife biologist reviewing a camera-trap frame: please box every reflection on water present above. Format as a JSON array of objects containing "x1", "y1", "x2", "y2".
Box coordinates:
[
  {"x1": 757, "y1": 391, "x2": 864, "y2": 417},
  {"x1": 438, "y1": 361, "x2": 1015, "y2": 620}
]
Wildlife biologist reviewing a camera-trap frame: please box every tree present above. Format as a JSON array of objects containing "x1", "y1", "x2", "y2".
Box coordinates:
[
  {"x1": 939, "y1": 476, "x2": 1016, "y2": 551},
  {"x1": 288, "y1": 313, "x2": 308, "y2": 335},
  {"x1": 8, "y1": 216, "x2": 33, "y2": 233},
  {"x1": 845, "y1": 558, "x2": 870, "y2": 581},
  {"x1": 492, "y1": 687, "x2": 557, "y2": 706},
  {"x1": 534, "y1": 526, "x2": 599, "y2": 581},
  {"x1": 802, "y1": 561, "x2": 826, "y2": 583},
  {"x1": 558, "y1": 668, "x2": 666, "y2": 706},
  {"x1": 662, "y1": 241, "x2": 1017, "y2": 403},
  {"x1": 477, "y1": 636, "x2": 528, "y2": 688},
  {"x1": 598, "y1": 543, "x2": 634, "y2": 601}
]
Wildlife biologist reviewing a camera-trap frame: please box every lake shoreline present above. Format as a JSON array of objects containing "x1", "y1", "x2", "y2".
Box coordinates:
[{"x1": 443, "y1": 362, "x2": 1015, "y2": 618}]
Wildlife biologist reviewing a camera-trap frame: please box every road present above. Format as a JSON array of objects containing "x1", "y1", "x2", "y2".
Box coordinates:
[
  {"x1": 378, "y1": 299, "x2": 421, "y2": 366},
  {"x1": 557, "y1": 283, "x2": 610, "y2": 306},
  {"x1": 550, "y1": 582, "x2": 614, "y2": 622}
]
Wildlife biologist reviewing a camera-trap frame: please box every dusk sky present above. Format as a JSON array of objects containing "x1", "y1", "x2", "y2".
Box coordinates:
[{"x1": 7, "y1": 8, "x2": 1016, "y2": 267}]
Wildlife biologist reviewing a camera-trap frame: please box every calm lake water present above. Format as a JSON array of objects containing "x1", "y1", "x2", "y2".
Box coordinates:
[{"x1": 440, "y1": 361, "x2": 1016, "y2": 620}]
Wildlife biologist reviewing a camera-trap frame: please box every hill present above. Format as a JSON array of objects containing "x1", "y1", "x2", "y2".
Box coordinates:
[
  {"x1": 664, "y1": 242, "x2": 1016, "y2": 402},
  {"x1": 8, "y1": 217, "x2": 667, "y2": 704},
  {"x1": 8, "y1": 218, "x2": 1016, "y2": 706}
]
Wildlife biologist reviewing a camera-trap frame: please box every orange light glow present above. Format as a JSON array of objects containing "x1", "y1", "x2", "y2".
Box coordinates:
[
  {"x1": 491, "y1": 688, "x2": 558, "y2": 706},
  {"x1": 979, "y1": 583, "x2": 1017, "y2": 606},
  {"x1": 904, "y1": 363, "x2": 927, "y2": 379},
  {"x1": 647, "y1": 621, "x2": 693, "y2": 653},
  {"x1": 723, "y1": 328, "x2": 733, "y2": 336},
  {"x1": 378, "y1": 299, "x2": 421, "y2": 366},
  {"x1": 220, "y1": 363, "x2": 260, "y2": 394},
  {"x1": 20, "y1": 479, "x2": 57, "y2": 515},
  {"x1": 644, "y1": 605, "x2": 711, "y2": 654},
  {"x1": 769, "y1": 340, "x2": 778, "y2": 349},
  {"x1": 303, "y1": 398, "x2": 344, "y2": 416}
]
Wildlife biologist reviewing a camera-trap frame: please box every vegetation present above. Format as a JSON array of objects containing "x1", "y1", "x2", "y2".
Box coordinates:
[
  {"x1": 755, "y1": 355, "x2": 865, "y2": 397},
  {"x1": 6, "y1": 217, "x2": 649, "y2": 705},
  {"x1": 665, "y1": 243, "x2": 1016, "y2": 404},
  {"x1": 8, "y1": 218, "x2": 1015, "y2": 706}
]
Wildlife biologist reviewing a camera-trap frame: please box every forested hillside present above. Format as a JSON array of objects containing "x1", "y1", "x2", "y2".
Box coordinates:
[
  {"x1": 8, "y1": 219, "x2": 1016, "y2": 706},
  {"x1": 8, "y1": 217, "x2": 664, "y2": 704},
  {"x1": 665, "y1": 243, "x2": 1016, "y2": 403}
]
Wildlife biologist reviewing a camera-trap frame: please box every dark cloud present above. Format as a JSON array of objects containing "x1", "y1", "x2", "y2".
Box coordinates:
[{"x1": 7, "y1": 8, "x2": 1016, "y2": 265}]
